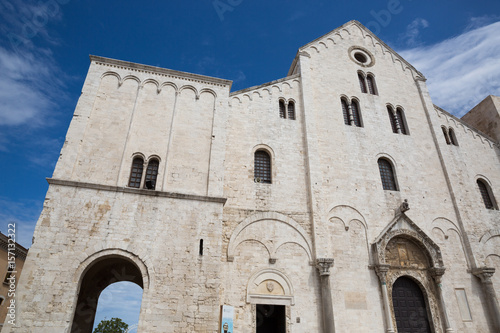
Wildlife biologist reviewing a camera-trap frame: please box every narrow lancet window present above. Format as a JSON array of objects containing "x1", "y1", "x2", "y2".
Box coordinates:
[
  {"x1": 128, "y1": 157, "x2": 144, "y2": 188},
  {"x1": 144, "y1": 159, "x2": 159, "y2": 189},
  {"x1": 378, "y1": 158, "x2": 398, "y2": 191},
  {"x1": 279, "y1": 100, "x2": 286, "y2": 118},
  {"x1": 288, "y1": 101, "x2": 295, "y2": 120},
  {"x1": 254, "y1": 150, "x2": 272, "y2": 184}
]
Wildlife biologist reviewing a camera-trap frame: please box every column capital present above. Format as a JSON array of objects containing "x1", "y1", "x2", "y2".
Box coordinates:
[
  {"x1": 316, "y1": 258, "x2": 334, "y2": 276},
  {"x1": 430, "y1": 267, "x2": 446, "y2": 284},
  {"x1": 375, "y1": 264, "x2": 390, "y2": 284},
  {"x1": 473, "y1": 267, "x2": 496, "y2": 283}
]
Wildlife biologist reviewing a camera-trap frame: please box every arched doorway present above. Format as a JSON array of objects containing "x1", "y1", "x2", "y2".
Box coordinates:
[
  {"x1": 392, "y1": 277, "x2": 431, "y2": 333},
  {"x1": 71, "y1": 255, "x2": 144, "y2": 333}
]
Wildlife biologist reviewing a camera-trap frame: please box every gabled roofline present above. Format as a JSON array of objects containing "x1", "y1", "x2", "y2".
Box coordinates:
[
  {"x1": 288, "y1": 20, "x2": 425, "y2": 79},
  {"x1": 90, "y1": 55, "x2": 233, "y2": 88},
  {"x1": 435, "y1": 104, "x2": 498, "y2": 144}
]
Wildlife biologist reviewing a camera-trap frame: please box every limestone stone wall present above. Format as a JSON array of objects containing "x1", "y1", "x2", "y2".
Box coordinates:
[
  {"x1": 52, "y1": 56, "x2": 231, "y2": 198},
  {"x1": 462, "y1": 95, "x2": 500, "y2": 142},
  {"x1": 8, "y1": 20, "x2": 500, "y2": 333},
  {"x1": 10, "y1": 183, "x2": 225, "y2": 333}
]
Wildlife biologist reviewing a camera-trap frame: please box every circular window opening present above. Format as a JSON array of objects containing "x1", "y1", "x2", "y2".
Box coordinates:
[{"x1": 354, "y1": 52, "x2": 368, "y2": 63}]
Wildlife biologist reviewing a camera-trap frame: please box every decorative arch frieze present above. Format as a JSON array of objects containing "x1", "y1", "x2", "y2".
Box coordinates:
[{"x1": 227, "y1": 212, "x2": 312, "y2": 263}]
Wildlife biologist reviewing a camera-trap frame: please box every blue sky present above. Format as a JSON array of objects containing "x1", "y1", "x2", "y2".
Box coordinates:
[{"x1": 1, "y1": 0, "x2": 500, "y2": 330}]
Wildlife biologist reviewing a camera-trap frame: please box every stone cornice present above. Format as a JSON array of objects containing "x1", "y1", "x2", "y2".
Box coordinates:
[
  {"x1": 434, "y1": 104, "x2": 499, "y2": 146},
  {"x1": 90, "y1": 55, "x2": 233, "y2": 88},
  {"x1": 47, "y1": 178, "x2": 227, "y2": 205}
]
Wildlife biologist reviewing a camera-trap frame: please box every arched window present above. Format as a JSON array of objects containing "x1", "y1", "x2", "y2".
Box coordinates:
[
  {"x1": 396, "y1": 108, "x2": 408, "y2": 135},
  {"x1": 287, "y1": 101, "x2": 295, "y2": 120},
  {"x1": 144, "y1": 158, "x2": 159, "y2": 189},
  {"x1": 128, "y1": 157, "x2": 144, "y2": 188},
  {"x1": 358, "y1": 73, "x2": 367, "y2": 93},
  {"x1": 367, "y1": 74, "x2": 377, "y2": 95},
  {"x1": 448, "y1": 128, "x2": 458, "y2": 146},
  {"x1": 388, "y1": 106, "x2": 398, "y2": 133},
  {"x1": 254, "y1": 150, "x2": 271, "y2": 184},
  {"x1": 441, "y1": 126, "x2": 451, "y2": 144},
  {"x1": 378, "y1": 158, "x2": 398, "y2": 191},
  {"x1": 477, "y1": 179, "x2": 497, "y2": 210},
  {"x1": 351, "y1": 100, "x2": 362, "y2": 127},
  {"x1": 341, "y1": 98, "x2": 350, "y2": 125},
  {"x1": 279, "y1": 100, "x2": 286, "y2": 119}
]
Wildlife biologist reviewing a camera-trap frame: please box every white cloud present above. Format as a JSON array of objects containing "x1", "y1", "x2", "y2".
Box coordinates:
[
  {"x1": 400, "y1": 18, "x2": 429, "y2": 46},
  {"x1": 0, "y1": 0, "x2": 68, "y2": 127},
  {"x1": 0, "y1": 48, "x2": 59, "y2": 126},
  {"x1": 399, "y1": 20, "x2": 500, "y2": 116}
]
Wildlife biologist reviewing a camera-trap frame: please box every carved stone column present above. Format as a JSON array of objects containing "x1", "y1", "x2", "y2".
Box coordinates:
[
  {"x1": 375, "y1": 264, "x2": 395, "y2": 333},
  {"x1": 347, "y1": 104, "x2": 354, "y2": 126},
  {"x1": 430, "y1": 267, "x2": 454, "y2": 332},
  {"x1": 316, "y1": 258, "x2": 335, "y2": 333},
  {"x1": 473, "y1": 267, "x2": 500, "y2": 332}
]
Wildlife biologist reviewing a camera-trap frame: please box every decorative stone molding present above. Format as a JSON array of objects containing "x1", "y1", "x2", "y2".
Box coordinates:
[
  {"x1": 91, "y1": 55, "x2": 231, "y2": 88},
  {"x1": 372, "y1": 211, "x2": 448, "y2": 333},
  {"x1": 430, "y1": 267, "x2": 446, "y2": 284},
  {"x1": 316, "y1": 258, "x2": 334, "y2": 276},
  {"x1": 375, "y1": 264, "x2": 390, "y2": 284},
  {"x1": 372, "y1": 212, "x2": 444, "y2": 269},
  {"x1": 473, "y1": 267, "x2": 496, "y2": 283},
  {"x1": 246, "y1": 268, "x2": 294, "y2": 306},
  {"x1": 227, "y1": 212, "x2": 313, "y2": 262}
]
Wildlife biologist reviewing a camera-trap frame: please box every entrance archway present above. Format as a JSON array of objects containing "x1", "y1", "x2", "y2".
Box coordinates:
[
  {"x1": 392, "y1": 277, "x2": 431, "y2": 333},
  {"x1": 71, "y1": 255, "x2": 144, "y2": 333}
]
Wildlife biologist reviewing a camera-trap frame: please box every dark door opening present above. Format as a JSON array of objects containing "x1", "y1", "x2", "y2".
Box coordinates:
[
  {"x1": 392, "y1": 276, "x2": 431, "y2": 333},
  {"x1": 256, "y1": 304, "x2": 286, "y2": 333}
]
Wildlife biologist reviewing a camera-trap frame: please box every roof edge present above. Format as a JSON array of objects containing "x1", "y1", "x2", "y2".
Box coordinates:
[
  {"x1": 290, "y1": 20, "x2": 425, "y2": 80},
  {"x1": 89, "y1": 55, "x2": 233, "y2": 88}
]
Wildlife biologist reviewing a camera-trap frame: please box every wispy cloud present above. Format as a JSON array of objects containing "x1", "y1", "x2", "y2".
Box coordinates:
[
  {"x1": 288, "y1": 10, "x2": 306, "y2": 23},
  {"x1": 0, "y1": 0, "x2": 70, "y2": 130},
  {"x1": 0, "y1": 0, "x2": 71, "y2": 247},
  {"x1": 399, "y1": 20, "x2": 500, "y2": 116},
  {"x1": 400, "y1": 18, "x2": 429, "y2": 46},
  {"x1": 0, "y1": 47, "x2": 64, "y2": 126},
  {"x1": 0, "y1": 197, "x2": 42, "y2": 248}
]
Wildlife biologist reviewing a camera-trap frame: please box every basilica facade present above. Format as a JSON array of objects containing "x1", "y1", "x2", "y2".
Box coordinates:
[{"x1": 6, "y1": 20, "x2": 500, "y2": 332}]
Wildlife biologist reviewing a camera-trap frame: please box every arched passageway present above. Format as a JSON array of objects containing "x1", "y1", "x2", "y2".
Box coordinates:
[{"x1": 71, "y1": 256, "x2": 144, "y2": 333}]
